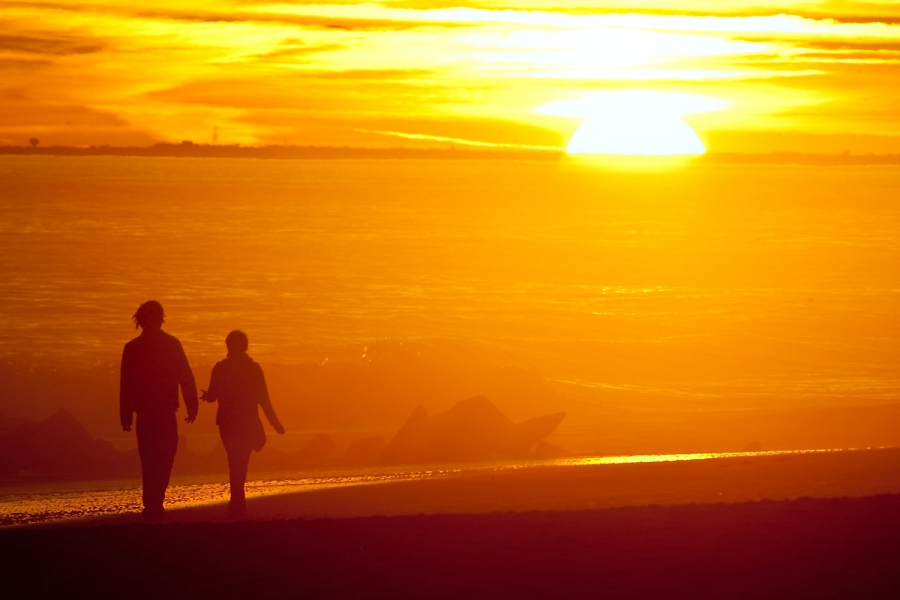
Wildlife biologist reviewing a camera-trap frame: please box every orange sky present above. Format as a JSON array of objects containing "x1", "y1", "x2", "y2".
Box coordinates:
[{"x1": 4, "y1": 0, "x2": 900, "y2": 152}]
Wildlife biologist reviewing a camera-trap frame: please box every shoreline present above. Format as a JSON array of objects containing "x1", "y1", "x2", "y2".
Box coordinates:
[{"x1": 10, "y1": 445, "x2": 900, "y2": 529}]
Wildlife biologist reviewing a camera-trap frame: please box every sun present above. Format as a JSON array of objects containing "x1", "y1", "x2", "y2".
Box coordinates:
[{"x1": 539, "y1": 91, "x2": 727, "y2": 156}]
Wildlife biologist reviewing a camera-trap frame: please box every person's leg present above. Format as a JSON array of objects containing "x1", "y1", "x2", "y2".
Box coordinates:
[
  {"x1": 136, "y1": 413, "x2": 178, "y2": 520},
  {"x1": 223, "y1": 436, "x2": 251, "y2": 518},
  {"x1": 135, "y1": 417, "x2": 157, "y2": 516},
  {"x1": 158, "y1": 416, "x2": 178, "y2": 501}
]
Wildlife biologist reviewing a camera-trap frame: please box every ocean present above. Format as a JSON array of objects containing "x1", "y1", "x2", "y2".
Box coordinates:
[{"x1": 2, "y1": 156, "x2": 899, "y2": 404}]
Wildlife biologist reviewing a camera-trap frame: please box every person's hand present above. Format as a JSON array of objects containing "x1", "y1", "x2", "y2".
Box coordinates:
[
  {"x1": 200, "y1": 389, "x2": 214, "y2": 402},
  {"x1": 273, "y1": 421, "x2": 285, "y2": 435},
  {"x1": 185, "y1": 414, "x2": 196, "y2": 424},
  {"x1": 122, "y1": 425, "x2": 132, "y2": 432}
]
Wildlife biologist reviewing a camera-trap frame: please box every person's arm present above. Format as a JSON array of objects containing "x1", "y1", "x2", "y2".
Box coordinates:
[
  {"x1": 175, "y1": 339, "x2": 199, "y2": 423},
  {"x1": 200, "y1": 363, "x2": 220, "y2": 403},
  {"x1": 256, "y1": 364, "x2": 284, "y2": 434},
  {"x1": 119, "y1": 345, "x2": 134, "y2": 431}
]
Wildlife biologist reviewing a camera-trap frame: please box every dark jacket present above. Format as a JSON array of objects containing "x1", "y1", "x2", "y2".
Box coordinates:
[
  {"x1": 204, "y1": 353, "x2": 278, "y2": 451},
  {"x1": 120, "y1": 329, "x2": 198, "y2": 427}
]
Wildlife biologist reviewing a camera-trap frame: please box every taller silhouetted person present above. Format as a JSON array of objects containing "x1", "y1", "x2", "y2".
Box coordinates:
[
  {"x1": 120, "y1": 300, "x2": 198, "y2": 522},
  {"x1": 201, "y1": 330, "x2": 284, "y2": 519}
]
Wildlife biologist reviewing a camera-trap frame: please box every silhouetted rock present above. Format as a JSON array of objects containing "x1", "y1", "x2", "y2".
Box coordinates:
[
  {"x1": 295, "y1": 434, "x2": 336, "y2": 466},
  {"x1": 382, "y1": 396, "x2": 565, "y2": 464},
  {"x1": 344, "y1": 436, "x2": 387, "y2": 465},
  {"x1": 533, "y1": 441, "x2": 570, "y2": 460},
  {"x1": 741, "y1": 441, "x2": 763, "y2": 453},
  {"x1": 0, "y1": 409, "x2": 126, "y2": 478},
  {"x1": 0, "y1": 412, "x2": 28, "y2": 436},
  {"x1": 172, "y1": 435, "x2": 214, "y2": 475},
  {"x1": 252, "y1": 446, "x2": 296, "y2": 472}
]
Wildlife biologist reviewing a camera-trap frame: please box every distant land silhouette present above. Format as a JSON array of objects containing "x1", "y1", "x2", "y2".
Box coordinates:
[
  {"x1": 0, "y1": 143, "x2": 559, "y2": 161},
  {"x1": 3, "y1": 143, "x2": 900, "y2": 164}
]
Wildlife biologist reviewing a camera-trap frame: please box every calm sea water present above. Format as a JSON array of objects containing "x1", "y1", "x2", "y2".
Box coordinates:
[{"x1": 2, "y1": 156, "x2": 900, "y2": 408}]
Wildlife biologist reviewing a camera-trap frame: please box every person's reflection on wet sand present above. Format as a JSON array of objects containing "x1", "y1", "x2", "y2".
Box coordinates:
[{"x1": 201, "y1": 330, "x2": 285, "y2": 518}]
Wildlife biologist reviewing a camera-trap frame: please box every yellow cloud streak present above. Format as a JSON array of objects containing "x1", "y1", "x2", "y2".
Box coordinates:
[{"x1": 354, "y1": 127, "x2": 561, "y2": 150}]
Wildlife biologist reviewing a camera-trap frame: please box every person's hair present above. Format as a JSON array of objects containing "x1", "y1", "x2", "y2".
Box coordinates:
[
  {"x1": 226, "y1": 330, "x2": 249, "y2": 353},
  {"x1": 132, "y1": 301, "x2": 165, "y2": 330}
]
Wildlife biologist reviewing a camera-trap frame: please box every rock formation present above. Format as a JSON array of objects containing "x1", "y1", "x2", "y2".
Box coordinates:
[
  {"x1": 344, "y1": 435, "x2": 387, "y2": 465},
  {"x1": 381, "y1": 396, "x2": 564, "y2": 464},
  {"x1": 295, "y1": 434, "x2": 336, "y2": 466},
  {"x1": 0, "y1": 409, "x2": 126, "y2": 478}
]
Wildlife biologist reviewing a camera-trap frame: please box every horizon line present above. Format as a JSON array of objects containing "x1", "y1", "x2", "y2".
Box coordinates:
[{"x1": 3, "y1": 144, "x2": 900, "y2": 164}]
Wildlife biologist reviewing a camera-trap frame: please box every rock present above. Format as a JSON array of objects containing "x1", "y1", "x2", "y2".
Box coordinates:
[
  {"x1": 0, "y1": 409, "x2": 126, "y2": 478},
  {"x1": 0, "y1": 412, "x2": 28, "y2": 436},
  {"x1": 501, "y1": 412, "x2": 566, "y2": 457},
  {"x1": 533, "y1": 440, "x2": 570, "y2": 460},
  {"x1": 172, "y1": 434, "x2": 211, "y2": 474},
  {"x1": 344, "y1": 435, "x2": 387, "y2": 465},
  {"x1": 382, "y1": 395, "x2": 565, "y2": 465},
  {"x1": 741, "y1": 441, "x2": 763, "y2": 453},
  {"x1": 251, "y1": 446, "x2": 296, "y2": 471},
  {"x1": 295, "y1": 434, "x2": 336, "y2": 466}
]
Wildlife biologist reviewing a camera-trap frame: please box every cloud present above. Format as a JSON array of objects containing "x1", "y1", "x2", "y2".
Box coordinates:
[
  {"x1": 248, "y1": 40, "x2": 348, "y2": 62},
  {"x1": 804, "y1": 40, "x2": 900, "y2": 51},
  {"x1": 0, "y1": 33, "x2": 104, "y2": 55},
  {"x1": 144, "y1": 70, "x2": 446, "y2": 111},
  {"x1": 4, "y1": 0, "x2": 900, "y2": 149},
  {"x1": 238, "y1": 113, "x2": 569, "y2": 148},
  {"x1": 0, "y1": 94, "x2": 128, "y2": 127},
  {"x1": 133, "y1": 9, "x2": 470, "y2": 31},
  {"x1": 4, "y1": 2, "x2": 471, "y2": 31},
  {"x1": 390, "y1": 0, "x2": 900, "y2": 23},
  {"x1": 0, "y1": 57, "x2": 54, "y2": 69}
]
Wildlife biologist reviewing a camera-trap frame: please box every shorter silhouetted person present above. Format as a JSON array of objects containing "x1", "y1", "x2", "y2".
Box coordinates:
[
  {"x1": 120, "y1": 301, "x2": 198, "y2": 522},
  {"x1": 201, "y1": 330, "x2": 284, "y2": 518}
]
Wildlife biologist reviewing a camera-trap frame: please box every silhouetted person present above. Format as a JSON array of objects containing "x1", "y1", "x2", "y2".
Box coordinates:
[
  {"x1": 201, "y1": 330, "x2": 284, "y2": 518},
  {"x1": 120, "y1": 301, "x2": 198, "y2": 522}
]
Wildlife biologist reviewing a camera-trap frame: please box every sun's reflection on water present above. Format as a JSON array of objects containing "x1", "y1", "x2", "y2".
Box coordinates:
[{"x1": 555, "y1": 447, "x2": 852, "y2": 467}]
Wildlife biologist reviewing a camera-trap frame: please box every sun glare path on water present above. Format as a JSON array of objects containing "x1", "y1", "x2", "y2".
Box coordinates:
[
  {"x1": 0, "y1": 448, "x2": 871, "y2": 528},
  {"x1": 552, "y1": 447, "x2": 862, "y2": 467}
]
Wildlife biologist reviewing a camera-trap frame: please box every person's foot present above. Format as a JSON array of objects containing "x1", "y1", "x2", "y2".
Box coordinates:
[{"x1": 142, "y1": 506, "x2": 165, "y2": 523}]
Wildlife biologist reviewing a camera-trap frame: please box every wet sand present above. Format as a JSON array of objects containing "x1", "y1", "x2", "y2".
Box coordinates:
[
  {"x1": 163, "y1": 446, "x2": 900, "y2": 522},
  {"x1": 4, "y1": 449, "x2": 900, "y2": 598}
]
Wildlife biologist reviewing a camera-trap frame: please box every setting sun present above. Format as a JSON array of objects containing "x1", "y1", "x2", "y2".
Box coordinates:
[{"x1": 540, "y1": 91, "x2": 726, "y2": 155}]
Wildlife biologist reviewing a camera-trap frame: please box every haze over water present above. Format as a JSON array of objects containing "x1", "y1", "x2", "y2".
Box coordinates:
[{"x1": 2, "y1": 155, "x2": 900, "y2": 415}]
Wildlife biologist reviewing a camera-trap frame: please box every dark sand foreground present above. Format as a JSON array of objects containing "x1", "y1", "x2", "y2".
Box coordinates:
[
  {"x1": 4, "y1": 450, "x2": 900, "y2": 598},
  {"x1": 3, "y1": 495, "x2": 900, "y2": 599}
]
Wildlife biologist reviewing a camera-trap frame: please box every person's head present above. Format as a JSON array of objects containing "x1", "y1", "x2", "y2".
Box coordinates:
[
  {"x1": 132, "y1": 300, "x2": 165, "y2": 331},
  {"x1": 226, "y1": 330, "x2": 249, "y2": 354}
]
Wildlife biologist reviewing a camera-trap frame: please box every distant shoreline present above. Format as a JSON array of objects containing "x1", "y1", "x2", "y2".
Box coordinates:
[
  {"x1": 3, "y1": 144, "x2": 900, "y2": 165},
  {"x1": 0, "y1": 144, "x2": 560, "y2": 161}
]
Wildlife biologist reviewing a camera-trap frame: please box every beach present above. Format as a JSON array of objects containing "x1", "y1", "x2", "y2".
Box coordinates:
[{"x1": 5, "y1": 449, "x2": 900, "y2": 598}]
